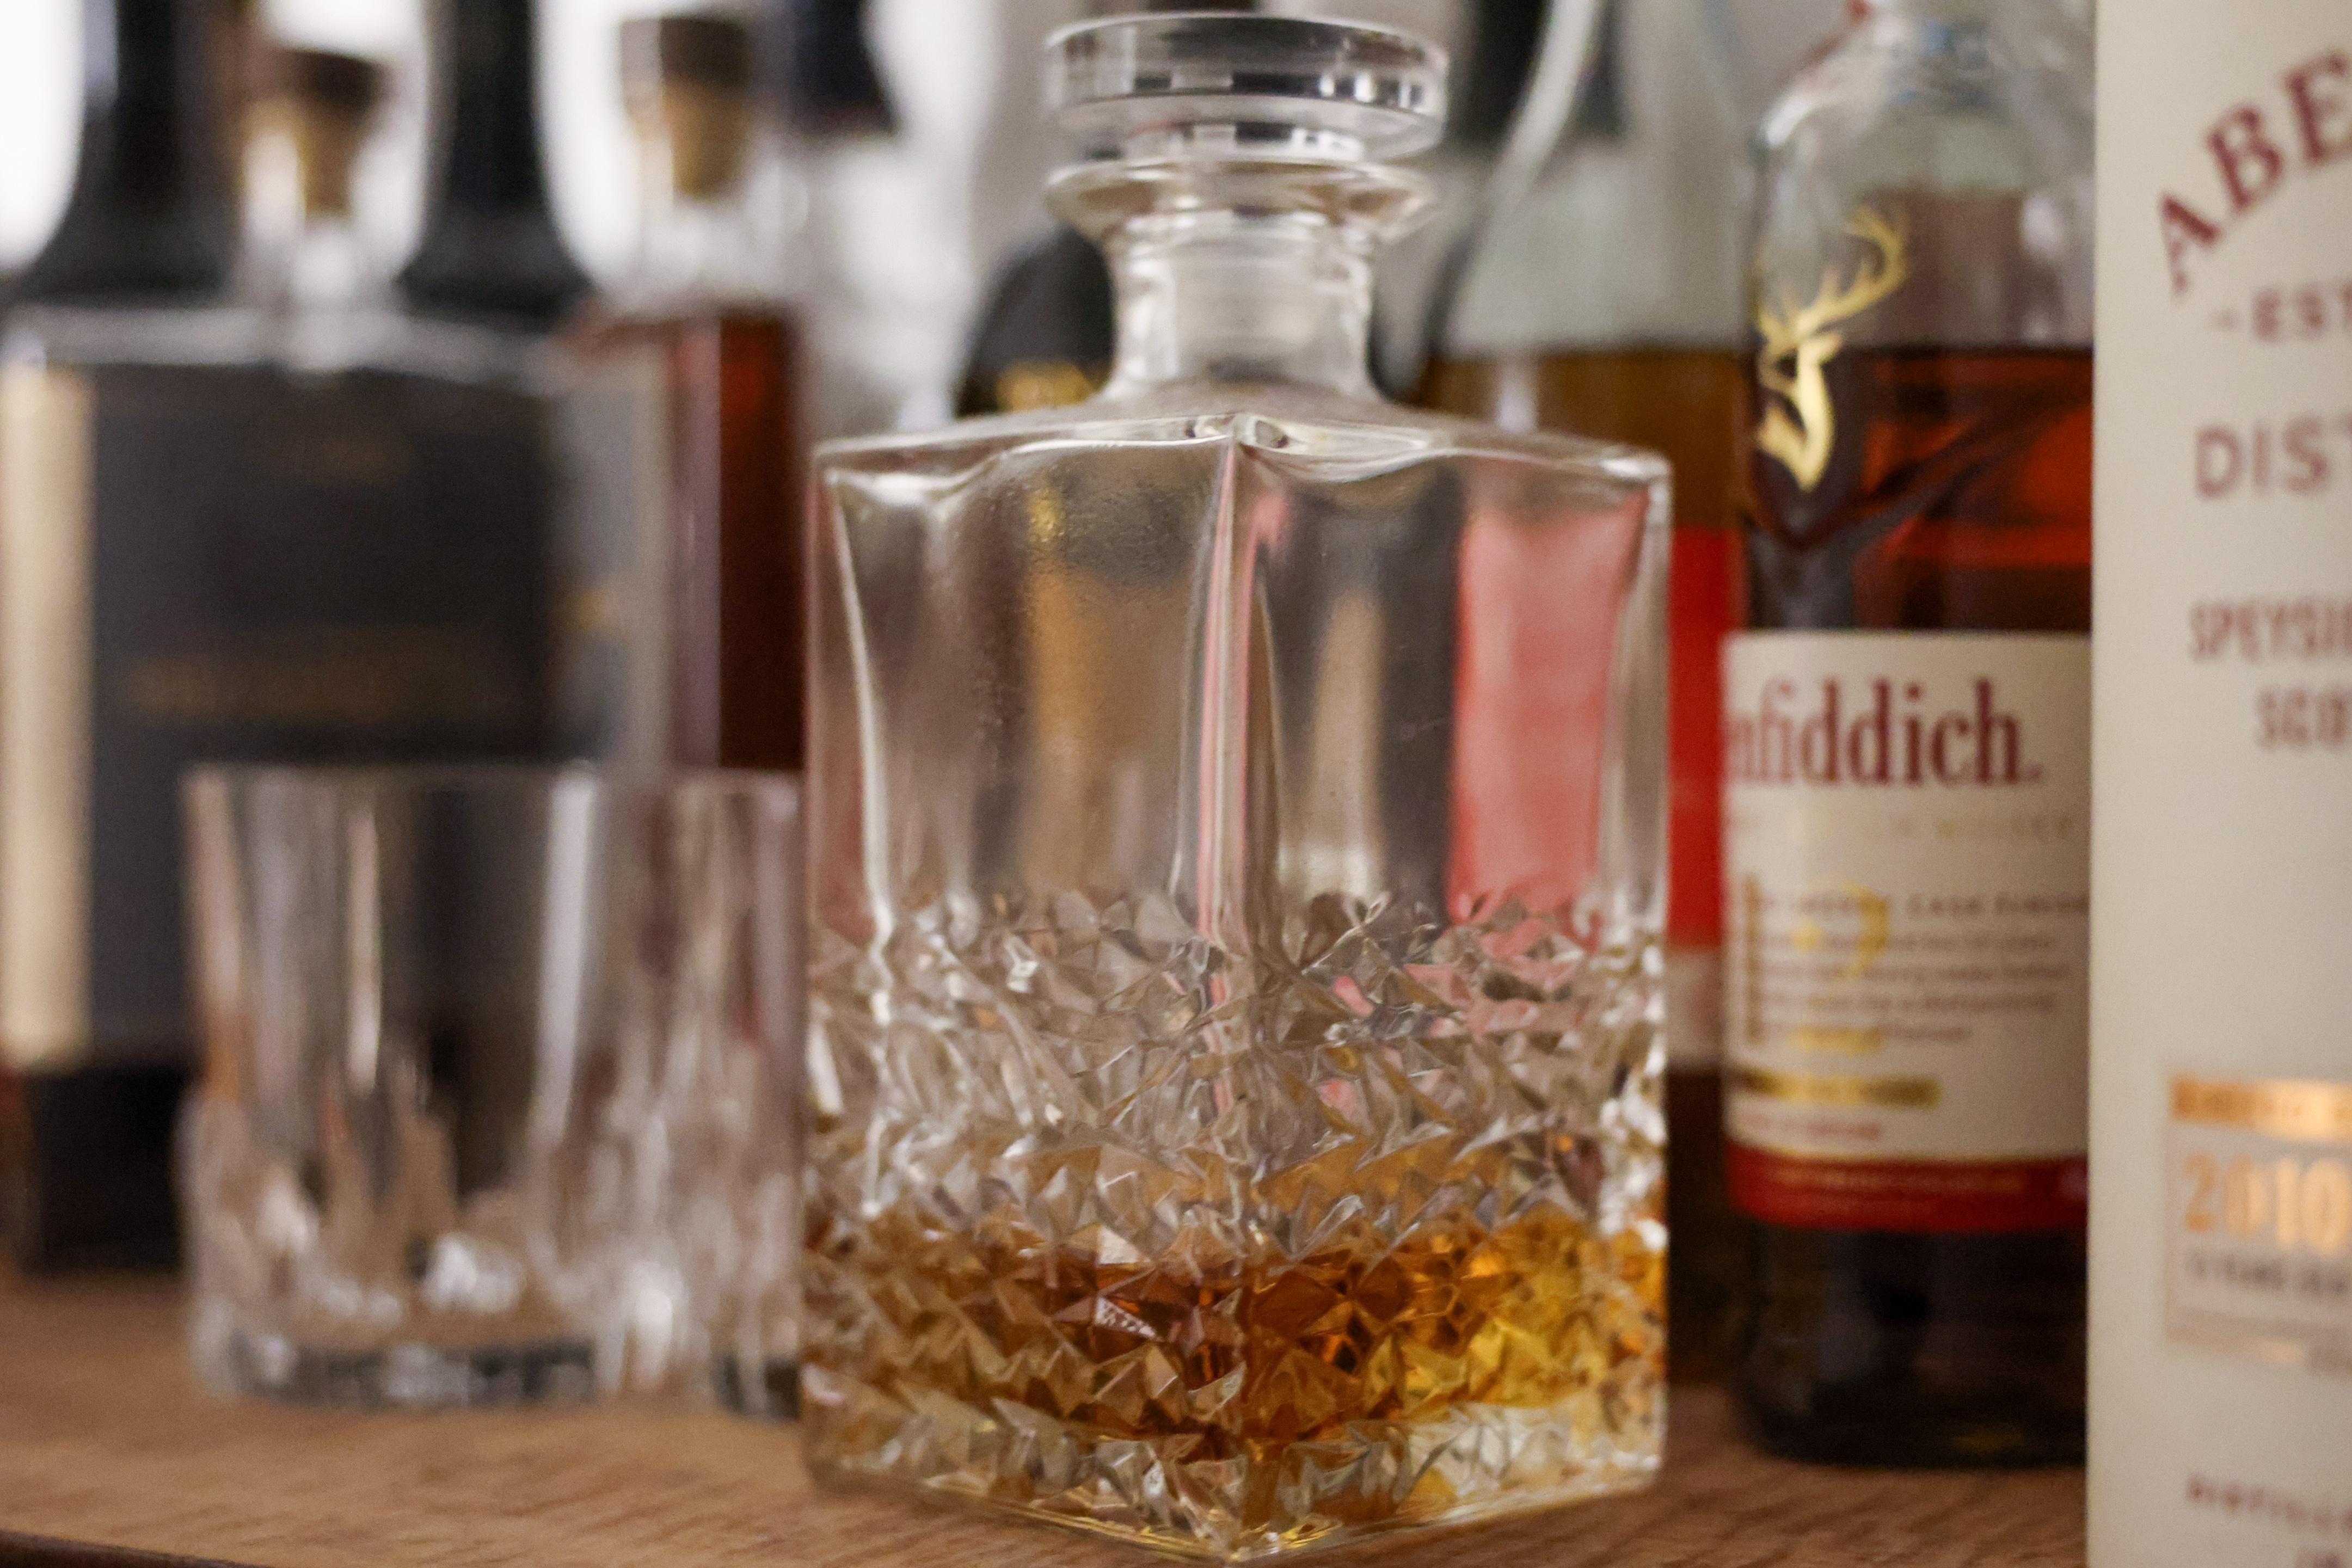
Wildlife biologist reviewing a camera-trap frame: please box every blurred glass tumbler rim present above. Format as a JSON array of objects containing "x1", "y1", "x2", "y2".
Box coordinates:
[{"x1": 180, "y1": 764, "x2": 805, "y2": 1414}]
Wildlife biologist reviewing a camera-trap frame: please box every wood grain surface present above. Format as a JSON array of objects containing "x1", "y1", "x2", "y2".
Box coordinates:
[{"x1": 0, "y1": 1271, "x2": 2085, "y2": 1567}]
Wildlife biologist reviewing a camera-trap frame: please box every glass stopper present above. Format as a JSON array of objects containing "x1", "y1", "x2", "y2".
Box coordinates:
[{"x1": 1045, "y1": 11, "x2": 1447, "y2": 163}]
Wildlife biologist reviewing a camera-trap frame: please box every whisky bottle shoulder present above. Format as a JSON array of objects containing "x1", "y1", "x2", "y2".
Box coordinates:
[
  {"x1": 3, "y1": 298, "x2": 559, "y2": 398},
  {"x1": 5, "y1": 302, "x2": 269, "y2": 374}
]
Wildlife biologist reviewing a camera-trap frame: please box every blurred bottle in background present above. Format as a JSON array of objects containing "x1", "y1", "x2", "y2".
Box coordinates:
[
  {"x1": 576, "y1": 11, "x2": 807, "y2": 771},
  {"x1": 953, "y1": 223, "x2": 1109, "y2": 417},
  {"x1": 1372, "y1": 0, "x2": 1567, "y2": 400},
  {"x1": 0, "y1": 0, "x2": 247, "y2": 1272},
  {"x1": 14, "y1": 0, "x2": 248, "y2": 306},
  {"x1": 397, "y1": 0, "x2": 588, "y2": 327},
  {"x1": 785, "y1": 0, "x2": 967, "y2": 436},
  {"x1": 0, "y1": 0, "x2": 652, "y2": 1271},
  {"x1": 1416, "y1": 0, "x2": 1844, "y2": 1381},
  {"x1": 1727, "y1": 0, "x2": 2093, "y2": 1462}
]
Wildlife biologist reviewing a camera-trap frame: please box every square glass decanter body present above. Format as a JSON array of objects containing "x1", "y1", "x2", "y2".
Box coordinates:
[{"x1": 804, "y1": 384, "x2": 1668, "y2": 1560}]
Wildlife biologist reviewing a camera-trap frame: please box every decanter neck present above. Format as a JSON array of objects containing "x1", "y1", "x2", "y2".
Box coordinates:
[
  {"x1": 1059, "y1": 160, "x2": 1427, "y2": 399},
  {"x1": 1103, "y1": 212, "x2": 1375, "y2": 397}
]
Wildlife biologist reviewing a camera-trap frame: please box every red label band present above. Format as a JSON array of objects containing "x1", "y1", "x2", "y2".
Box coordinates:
[{"x1": 1727, "y1": 1142, "x2": 2088, "y2": 1233}]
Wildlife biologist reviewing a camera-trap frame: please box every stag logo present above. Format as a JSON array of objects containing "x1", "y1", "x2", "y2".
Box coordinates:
[{"x1": 1754, "y1": 209, "x2": 1911, "y2": 492}]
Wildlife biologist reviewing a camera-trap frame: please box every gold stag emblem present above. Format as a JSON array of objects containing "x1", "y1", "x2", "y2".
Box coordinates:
[{"x1": 1754, "y1": 208, "x2": 1911, "y2": 491}]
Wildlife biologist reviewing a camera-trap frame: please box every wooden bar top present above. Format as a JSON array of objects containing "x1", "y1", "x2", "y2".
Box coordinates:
[{"x1": 0, "y1": 1270, "x2": 2085, "y2": 1567}]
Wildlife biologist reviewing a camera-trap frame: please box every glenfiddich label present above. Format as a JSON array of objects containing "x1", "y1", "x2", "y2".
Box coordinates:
[
  {"x1": 1724, "y1": 673, "x2": 2047, "y2": 789},
  {"x1": 1723, "y1": 632, "x2": 2089, "y2": 1233},
  {"x1": 2091, "y1": 7, "x2": 2352, "y2": 1568}
]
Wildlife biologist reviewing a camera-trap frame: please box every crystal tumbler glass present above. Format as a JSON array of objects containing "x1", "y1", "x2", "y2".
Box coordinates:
[
  {"x1": 181, "y1": 766, "x2": 801, "y2": 1409},
  {"x1": 802, "y1": 14, "x2": 1669, "y2": 1559}
]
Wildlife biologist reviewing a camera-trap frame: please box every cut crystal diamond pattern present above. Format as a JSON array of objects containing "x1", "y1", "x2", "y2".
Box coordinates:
[{"x1": 803, "y1": 888, "x2": 1663, "y2": 1560}]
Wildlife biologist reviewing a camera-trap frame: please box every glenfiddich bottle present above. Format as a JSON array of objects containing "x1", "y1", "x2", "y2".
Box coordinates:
[
  {"x1": 2091, "y1": 6, "x2": 2352, "y2": 1562},
  {"x1": 0, "y1": 27, "x2": 588, "y2": 1269},
  {"x1": 1727, "y1": 0, "x2": 2094, "y2": 1462}
]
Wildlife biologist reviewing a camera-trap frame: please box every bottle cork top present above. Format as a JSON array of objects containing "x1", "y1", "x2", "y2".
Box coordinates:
[
  {"x1": 251, "y1": 46, "x2": 386, "y2": 219},
  {"x1": 621, "y1": 14, "x2": 756, "y2": 98},
  {"x1": 621, "y1": 13, "x2": 757, "y2": 201}
]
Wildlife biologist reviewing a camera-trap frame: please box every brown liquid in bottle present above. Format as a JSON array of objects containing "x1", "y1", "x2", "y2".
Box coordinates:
[
  {"x1": 1420, "y1": 347, "x2": 1746, "y2": 1383},
  {"x1": 1739, "y1": 343, "x2": 2091, "y2": 1466},
  {"x1": 589, "y1": 310, "x2": 806, "y2": 770}
]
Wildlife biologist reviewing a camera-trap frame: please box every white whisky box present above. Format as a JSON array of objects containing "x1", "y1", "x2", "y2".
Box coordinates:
[{"x1": 2092, "y1": 7, "x2": 2352, "y2": 1566}]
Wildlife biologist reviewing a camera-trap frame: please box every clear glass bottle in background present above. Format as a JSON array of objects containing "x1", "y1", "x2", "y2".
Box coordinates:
[
  {"x1": 0, "y1": 29, "x2": 590, "y2": 1271},
  {"x1": 1725, "y1": 0, "x2": 2094, "y2": 1464},
  {"x1": 575, "y1": 13, "x2": 806, "y2": 772},
  {"x1": 803, "y1": 15, "x2": 1668, "y2": 1557},
  {"x1": 1416, "y1": 0, "x2": 1845, "y2": 1381},
  {"x1": 0, "y1": 0, "x2": 247, "y2": 1273},
  {"x1": 396, "y1": 0, "x2": 589, "y2": 328}
]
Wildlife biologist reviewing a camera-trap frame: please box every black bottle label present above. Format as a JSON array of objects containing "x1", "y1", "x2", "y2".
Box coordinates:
[{"x1": 0, "y1": 361, "x2": 558, "y2": 1065}]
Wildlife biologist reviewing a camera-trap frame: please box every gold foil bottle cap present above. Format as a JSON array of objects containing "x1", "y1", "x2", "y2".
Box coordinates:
[
  {"x1": 620, "y1": 14, "x2": 757, "y2": 202},
  {"x1": 251, "y1": 46, "x2": 385, "y2": 219}
]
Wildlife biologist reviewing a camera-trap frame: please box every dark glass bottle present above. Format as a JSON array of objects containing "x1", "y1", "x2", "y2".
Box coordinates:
[
  {"x1": 16, "y1": 0, "x2": 241, "y2": 304},
  {"x1": 396, "y1": 0, "x2": 589, "y2": 327},
  {"x1": 0, "y1": 27, "x2": 612, "y2": 1271},
  {"x1": 0, "y1": 0, "x2": 248, "y2": 1271},
  {"x1": 1727, "y1": 0, "x2": 2093, "y2": 1465},
  {"x1": 779, "y1": 0, "x2": 895, "y2": 139},
  {"x1": 953, "y1": 227, "x2": 1111, "y2": 417}
]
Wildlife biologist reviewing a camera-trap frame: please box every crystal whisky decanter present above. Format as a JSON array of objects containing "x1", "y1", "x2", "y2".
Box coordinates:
[{"x1": 802, "y1": 14, "x2": 1669, "y2": 1558}]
